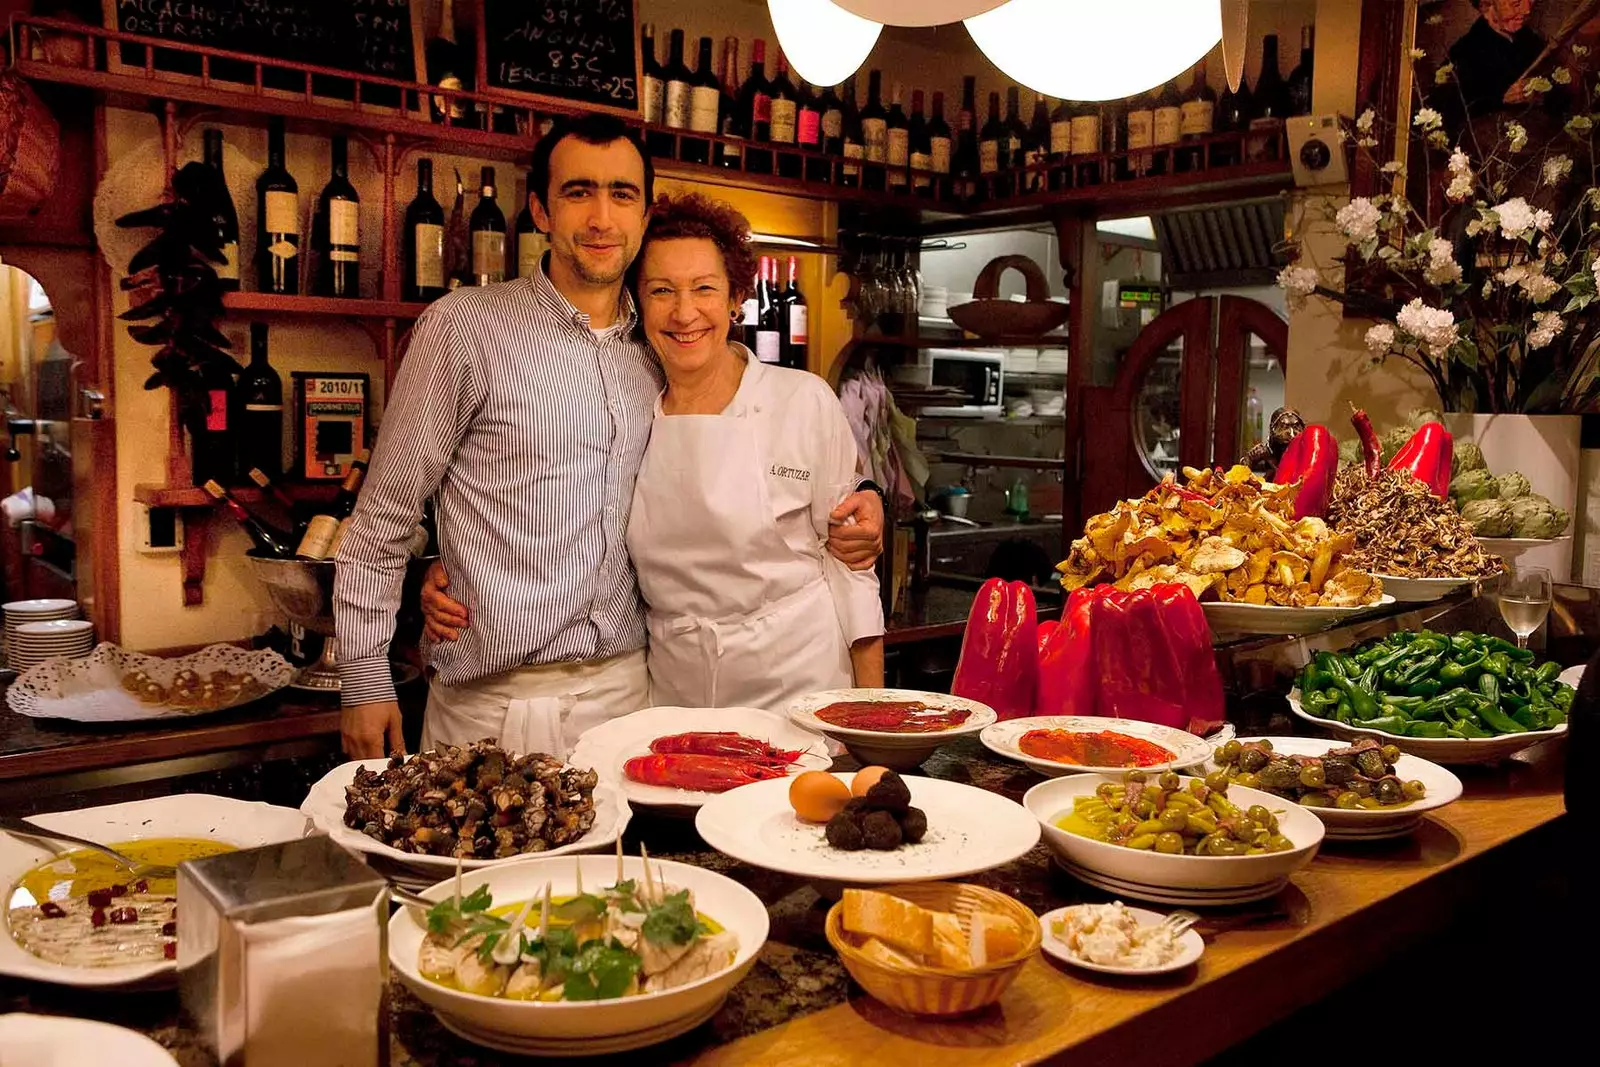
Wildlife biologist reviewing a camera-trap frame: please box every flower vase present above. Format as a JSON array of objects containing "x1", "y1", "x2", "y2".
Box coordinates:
[{"x1": 1445, "y1": 413, "x2": 1579, "y2": 581}]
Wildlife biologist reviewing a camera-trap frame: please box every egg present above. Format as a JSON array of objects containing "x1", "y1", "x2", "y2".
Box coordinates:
[
  {"x1": 789, "y1": 771, "x2": 851, "y2": 823},
  {"x1": 851, "y1": 766, "x2": 893, "y2": 798}
]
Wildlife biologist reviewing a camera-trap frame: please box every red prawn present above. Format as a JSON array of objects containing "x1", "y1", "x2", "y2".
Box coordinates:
[
  {"x1": 648, "y1": 731, "x2": 803, "y2": 766},
  {"x1": 623, "y1": 754, "x2": 791, "y2": 793}
]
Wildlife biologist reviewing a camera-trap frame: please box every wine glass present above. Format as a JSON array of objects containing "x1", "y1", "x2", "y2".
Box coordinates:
[{"x1": 1497, "y1": 563, "x2": 1552, "y2": 650}]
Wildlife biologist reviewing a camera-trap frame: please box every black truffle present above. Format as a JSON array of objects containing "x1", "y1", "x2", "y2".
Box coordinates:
[
  {"x1": 860, "y1": 810, "x2": 904, "y2": 850},
  {"x1": 899, "y1": 806, "x2": 928, "y2": 844},
  {"x1": 825, "y1": 811, "x2": 865, "y2": 850},
  {"x1": 862, "y1": 770, "x2": 912, "y2": 813}
]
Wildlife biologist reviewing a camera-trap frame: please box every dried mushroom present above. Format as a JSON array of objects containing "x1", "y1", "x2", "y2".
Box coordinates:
[
  {"x1": 1056, "y1": 465, "x2": 1383, "y2": 607},
  {"x1": 1326, "y1": 467, "x2": 1502, "y2": 579}
]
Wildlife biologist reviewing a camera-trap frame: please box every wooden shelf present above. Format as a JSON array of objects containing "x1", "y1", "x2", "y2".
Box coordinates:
[
  {"x1": 927, "y1": 452, "x2": 1065, "y2": 469},
  {"x1": 858, "y1": 334, "x2": 1068, "y2": 349},
  {"x1": 135, "y1": 481, "x2": 340, "y2": 509},
  {"x1": 221, "y1": 292, "x2": 430, "y2": 319}
]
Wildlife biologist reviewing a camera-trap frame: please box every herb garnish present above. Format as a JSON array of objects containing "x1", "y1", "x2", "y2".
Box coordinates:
[
  {"x1": 641, "y1": 889, "x2": 709, "y2": 947},
  {"x1": 425, "y1": 883, "x2": 494, "y2": 934}
]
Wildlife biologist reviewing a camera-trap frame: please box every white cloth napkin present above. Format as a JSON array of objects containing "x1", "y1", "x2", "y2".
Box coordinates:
[{"x1": 502, "y1": 694, "x2": 577, "y2": 759}]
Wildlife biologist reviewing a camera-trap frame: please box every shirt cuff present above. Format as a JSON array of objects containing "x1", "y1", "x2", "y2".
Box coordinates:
[
  {"x1": 339, "y1": 655, "x2": 398, "y2": 707},
  {"x1": 825, "y1": 557, "x2": 886, "y2": 646}
]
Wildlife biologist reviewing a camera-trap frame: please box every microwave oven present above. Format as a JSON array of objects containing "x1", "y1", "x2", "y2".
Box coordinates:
[{"x1": 920, "y1": 349, "x2": 1004, "y2": 416}]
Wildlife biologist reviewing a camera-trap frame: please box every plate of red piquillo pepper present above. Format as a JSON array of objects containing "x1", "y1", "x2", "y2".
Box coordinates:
[
  {"x1": 787, "y1": 688, "x2": 997, "y2": 770},
  {"x1": 979, "y1": 717, "x2": 1212, "y2": 778}
]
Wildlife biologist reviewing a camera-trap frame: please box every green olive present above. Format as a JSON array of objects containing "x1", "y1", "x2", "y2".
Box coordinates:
[
  {"x1": 1159, "y1": 806, "x2": 1189, "y2": 832},
  {"x1": 1246, "y1": 804, "x2": 1274, "y2": 826},
  {"x1": 1257, "y1": 739, "x2": 1274, "y2": 752},
  {"x1": 1096, "y1": 782, "x2": 1119, "y2": 803},
  {"x1": 1232, "y1": 815, "x2": 1259, "y2": 839},
  {"x1": 1127, "y1": 833, "x2": 1159, "y2": 850},
  {"x1": 1234, "y1": 772, "x2": 1260, "y2": 789},
  {"x1": 1348, "y1": 779, "x2": 1373, "y2": 798},
  {"x1": 1336, "y1": 791, "x2": 1362, "y2": 809},
  {"x1": 1299, "y1": 764, "x2": 1326, "y2": 789},
  {"x1": 1125, "y1": 769, "x2": 1148, "y2": 783},
  {"x1": 1189, "y1": 779, "x2": 1209, "y2": 800},
  {"x1": 1154, "y1": 831, "x2": 1185, "y2": 854},
  {"x1": 1204, "y1": 771, "x2": 1231, "y2": 794},
  {"x1": 1159, "y1": 770, "x2": 1181, "y2": 791},
  {"x1": 1375, "y1": 778, "x2": 1405, "y2": 806},
  {"x1": 1217, "y1": 740, "x2": 1242, "y2": 764},
  {"x1": 1265, "y1": 834, "x2": 1294, "y2": 852},
  {"x1": 1134, "y1": 797, "x2": 1157, "y2": 819},
  {"x1": 1380, "y1": 744, "x2": 1402, "y2": 765},
  {"x1": 1238, "y1": 749, "x2": 1270, "y2": 773},
  {"x1": 1402, "y1": 779, "x2": 1427, "y2": 801}
]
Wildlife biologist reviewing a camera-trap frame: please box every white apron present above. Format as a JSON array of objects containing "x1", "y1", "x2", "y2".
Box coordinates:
[{"x1": 626, "y1": 406, "x2": 853, "y2": 711}]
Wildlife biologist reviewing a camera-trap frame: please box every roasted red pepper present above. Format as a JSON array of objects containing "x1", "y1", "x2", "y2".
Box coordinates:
[
  {"x1": 1091, "y1": 587, "x2": 1189, "y2": 730},
  {"x1": 1388, "y1": 422, "x2": 1452, "y2": 499},
  {"x1": 1035, "y1": 588, "x2": 1097, "y2": 718},
  {"x1": 1150, "y1": 584, "x2": 1227, "y2": 737},
  {"x1": 1350, "y1": 403, "x2": 1382, "y2": 478},
  {"x1": 1035, "y1": 619, "x2": 1058, "y2": 650},
  {"x1": 1272, "y1": 424, "x2": 1337, "y2": 519},
  {"x1": 953, "y1": 578, "x2": 1038, "y2": 720}
]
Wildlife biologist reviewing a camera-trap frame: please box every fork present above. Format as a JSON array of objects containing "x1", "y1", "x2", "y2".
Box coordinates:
[
  {"x1": 0, "y1": 814, "x2": 178, "y2": 880},
  {"x1": 1159, "y1": 909, "x2": 1202, "y2": 939}
]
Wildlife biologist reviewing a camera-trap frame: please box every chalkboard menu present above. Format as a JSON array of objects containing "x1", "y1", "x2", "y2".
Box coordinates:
[
  {"x1": 482, "y1": 0, "x2": 640, "y2": 116},
  {"x1": 106, "y1": 0, "x2": 422, "y2": 105}
]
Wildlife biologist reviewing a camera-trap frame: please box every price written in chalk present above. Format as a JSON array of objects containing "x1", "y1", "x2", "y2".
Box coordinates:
[{"x1": 483, "y1": 0, "x2": 640, "y2": 113}]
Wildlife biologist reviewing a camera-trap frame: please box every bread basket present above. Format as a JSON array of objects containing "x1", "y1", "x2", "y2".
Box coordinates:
[
  {"x1": 945, "y1": 255, "x2": 1069, "y2": 338},
  {"x1": 824, "y1": 882, "x2": 1041, "y2": 1016}
]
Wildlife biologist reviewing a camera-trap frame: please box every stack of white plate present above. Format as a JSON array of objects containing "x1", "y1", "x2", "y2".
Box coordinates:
[
  {"x1": 8, "y1": 619, "x2": 94, "y2": 671},
  {"x1": 4, "y1": 599, "x2": 79, "y2": 668}
]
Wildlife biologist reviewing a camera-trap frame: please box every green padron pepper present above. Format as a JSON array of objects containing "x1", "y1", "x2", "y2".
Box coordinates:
[
  {"x1": 1534, "y1": 661, "x2": 1562, "y2": 685},
  {"x1": 1438, "y1": 651, "x2": 1485, "y2": 684},
  {"x1": 1473, "y1": 698, "x2": 1528, "y2": 734},
  {"x1": 1361, "y1": 715, "x2": 1410, "y2": 735},
  {"x1": 1450, "y1": 720, "x2": 1492, "y2": 739},
  {"x1": 1406, "y1": 721, "x2": 1451, "y2": 738}
]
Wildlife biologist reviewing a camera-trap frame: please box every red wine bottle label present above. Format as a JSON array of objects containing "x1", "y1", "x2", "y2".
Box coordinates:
[
  {"x1": 770, "y1": 98, "x2": 798, "y2": 142},
  {"x1": 843, "y1": 141, "x2": 863, "y2": 177},
  {"x1": 1154, "y1": 106, "x2": 1182, "y2": 145},
  {"x1": 1180, "y1": 100, "x2": 1214, "y2": 136},
  {"x1": 798, "y1": 109, "x2": 821, "y2": 146},
  {"x1": 690, "y1": 86, "x2": 720, "y2": 133},
  {"x1": 641, "y1": 75, "x2": 664, "y2": 123},
  {"x1": 206, "y1": 389, "x2": 228, "y2": 432},
  {"x1": 753, "y1": 92, "x2": 772, "y2": 124},
  {"x1": 756, "y1": 329, "x2": 781, "y2": 364},
  {"x1": 822, "y1": 109, "x2": 843, "y2": 141},
  {"x1": 265, "y1": 191, "x2": 299, "y2": 235},
  {"x1": 665, "y1": 81, "x2": 692, "y2": 128},
  {"x1": 473, "y1": 232, "x2": 505, "y2": 282},
  {"x1": 862, "y1": 118, "x2": 888, "y2": 162},
  {"x1": 330, "y1": 201, "x2": 359, "y2": 248},
  {"x1": 788, "y1": 305, "x2": 808, "y2": 345},
  {"x1": 1071, "y1": 115, "x2": 1100, "y2": 155},
  {"x1": 931, "y1": 136, "x2": 951, "y2": 173},
  {"x1": 1050, "y1": 120, "x2": 1072, "y2": 156},
  {"x1": 415, "y1": 222, "x2": 444, "y2": 289}
]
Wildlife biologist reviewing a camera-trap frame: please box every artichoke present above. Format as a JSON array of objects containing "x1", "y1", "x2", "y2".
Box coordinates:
[
  {"x1": 1460, "y1": 498, "x2": 1513, "y2": 537},
  {"x1": 1380, "y1": 425, "x2": 1414, "y2": 466},
  {"x1": 1406, "y1": 407, "x2": 1445, "y2": 429},
  {"x1": 1451, "y1": 439, "x2": 1486, "y2": 476},
  {"x1": 1449, "y1": 468, "x2": 1499, "y2": 503},
  {"x1": 1507, "y1": 494, "x2": 1570, "y2": 539},
  {"x1": 1496, "y1": 471, "x2": 1532, "y2": 500}
]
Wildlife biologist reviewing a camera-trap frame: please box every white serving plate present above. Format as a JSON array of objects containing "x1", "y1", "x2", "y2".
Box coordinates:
[
  {"x1": 786, "y1": 688, "x2": 997, "y2": 770},
  {"x1": 979, "y1": 716, "x2": 1210, "y2": 778},
  {"x1": 1368, "y1": 574, "x2": 1484, "y2": 604},
  {"x1": 1201, "y1": 595, "x2": 1396, "y2": 636},
  {"x1": 388, "y1": 855, "x2": 768, "y2": 1055},
  {"x1": 0, "y1": 1013, "x2": 177, "y2": 1065},
  {"x1": 1201, "y1": 737, "x2": 1462, "y2": 840},
  {"x1": 1287, "y1": 691, "x2": 1569, "y2": 766},
  {"x1": 0, "y1": 795, "x2": 310, "y2": 988},
  {"x1": 569, "y1": 705, "x2": 831, "y2": 812},
  {"x1": 1056, "y1": 862, "x2": 1289, "y2": 906},
  {"x1": 5, "y1": 643, "x2": 295, "y2": 723},
  {"x1": 694, "y1": 772, "x2": 1040, "y2": 885},
  {"x1": 1022, "y1": 775, "x2": 1323, "y2": 903},
  {"x1": 1039, "y1": 905, "x2": 1204, "y2": 977},
  {"x1": 301, "y1": 759, "x2": 631, "y2": 878}
]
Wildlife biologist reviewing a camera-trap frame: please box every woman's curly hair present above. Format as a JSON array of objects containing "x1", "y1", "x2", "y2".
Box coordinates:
[{"x1": 637, "y1": 192, "x2": 759, "y2": 303}]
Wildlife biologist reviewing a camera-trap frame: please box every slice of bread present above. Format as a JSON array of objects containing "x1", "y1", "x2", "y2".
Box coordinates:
[
  {"x1": 930, "y1": 911, "x2": 973, "y2": 969},
  {"x1": 968, "y1": 910, "x2": 1026, "y2": 966},
  {"x1": 856, "y1": 936, "x2": 921, "y2": 970},
  {"x1": 841, "y1": 889, "x2": 935, "y2": 959}
]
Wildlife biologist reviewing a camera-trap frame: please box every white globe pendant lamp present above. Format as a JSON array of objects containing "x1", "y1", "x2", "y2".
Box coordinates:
[
  {"x1": 766, "y1": 0, "x2": 884, "y2": 87},
  {"x1": 965, "y1": 0, "x2": 1222, "y2": 101},
  {"x1": 829, "y1": 1, "x2": 1010, "y2": 25}
]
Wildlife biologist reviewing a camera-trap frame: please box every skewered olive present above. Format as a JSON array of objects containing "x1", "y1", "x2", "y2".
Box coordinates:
[
  {"x1": 1246, "y1": 805, "x2": 1277, "y2": 831},
  {"x1": 1238, "y1": 748, "x2": 1270, "y2": 773},
  {"x1": 1375, "y1": 778, "x2": 1405, "y2": 805},
  {"x1": 1234, "y1": 772, "x2": 1260, "y2": 789},
  {"x1": 1299, "y1": 764, "x2": 1326, "y2": 789},
  {"x1": 1335, "y1": 791, "x2": 1362, "y2": 809},
  {"x1": 1380, "y1": 744, "x2": 1402, "y2": 765},
  {"x1": 1159, "y1": 806, "x2": 1189, "y2": 832},
  {"x1": 1204, "y1": 771, "x2": 1231, "y2": 794},
  {"x1": 1402, "y1": 779, "x2": 1427, "y2": 801},
  {"x1": 1096, "y1": 782, "x2": 1119, "y2": 803},
  {"x1": 1217, "y1": 740, "x2": 1242, "y2": 764},
  {"x1": 1155, "y1": 831, "x2": 1184, "y2": 854},
  {"x1": 1159, "y1": 770, "x2": 1181, "y2": 791},
  {"x1": 1125, "y1": 769, "x2": 1148, "y2": 783}
]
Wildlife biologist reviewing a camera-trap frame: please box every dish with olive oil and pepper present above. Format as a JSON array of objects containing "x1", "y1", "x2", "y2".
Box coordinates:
[{"x1": 1052, "y1": 770, "x2": 1294, "y2": 857}]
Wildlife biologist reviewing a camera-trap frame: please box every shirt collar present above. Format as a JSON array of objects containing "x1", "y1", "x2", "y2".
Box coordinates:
[
  {"x1": 529, "y1": 254, "x2": 639, "y2": 337},
  {"x1": 653, "y1": 344, "x2": 767, "y2": 416}
]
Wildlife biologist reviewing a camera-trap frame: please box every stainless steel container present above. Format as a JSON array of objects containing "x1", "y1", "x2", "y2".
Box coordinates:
[{"x1": 178, "y1": 833, "x2": 389, "y2": 1067}]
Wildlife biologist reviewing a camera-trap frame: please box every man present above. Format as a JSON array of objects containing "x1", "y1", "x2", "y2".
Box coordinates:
[{"x1": 334, "y1": 114, "x2": 883, "y2": 759}]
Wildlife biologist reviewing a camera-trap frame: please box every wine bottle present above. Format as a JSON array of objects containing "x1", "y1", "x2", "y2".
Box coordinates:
[
  {"x1": 201, "y1": 129, "x2": 240, "y2": 291},
  {"x1": 403, "y1": 158, "x2": 445, "y2": 302},
  {"x1": 247, "y1": 467, "x2": 298, "y2": 517},
  {"x1": 514, "y1": 173, "x2": 546, "y2": 280},
  {"x1": 979, "y1": 90, "x2": 1004, "y2": 192},
  {"x1": 256, "y1": 118, "x2": 298, "y2": 295},
  {"x1": 235, "y1": 323, "x2": 283, "y2": 480},
  {"x1": 426, "y1": 0, "x2": 468, "y2": 125},
  {"x1": 1004, "y1": 86, "x2": 1026, "y2": 196},
  {"x1": 755, "y1": 256, "x2": 781, "y2": 365},
  {"x1": 740, "y1": 262, "x2": 759, "y2": 349},
  {"x1": 908, "y1": 90, "x2": 932, "y2": 195},
  {"x1": 297, "y1": 454, "x2": 368, "y2": 560},
  {"x1": 640, "y1": 23, "x2": 664, "y2": 126},
  {"x1": 885, "y1": 81, "x2": 910, "y2": 191},
  {"x1": 663, "y1": 29, "x2": 693, "y2": 131},
  {"x1": 819, "y1": 80, "x2": 845, "y2": 155},
  {"x1": 953, "y1": 76, "x2": 978, "y2": 201},
  {"x1": 1153, "y1": 77, "x2": 1183, "y2": 171},
  {"x1": 316, "y1": 136, "x2": 359, "y2": 298},
  {"x1": 1249, "y1": 33, "x2": 1290, "y2": 161},
  {"x1": 203, "y1": 480, "x2": 293, "y2": 558},
  {"x1": 1125, "y1": 89, "x2": 1156, "y2": 179},
  {"x1": 1049, "y1": 96, "x2": 1073, "y2": 192},
  {"x1": 1024, "y1": 92, "x2": 1051, "y2": 193},
  {"x1": 928, "y1": 91, "x2": 952, "y2": 187},
  {"x1": 192, "y1": 358, "x2": 237, "y2": 486},
  {"x1": 469, "y1": 166, "x2": 506, "y2": 286},
  {"x1": 1286, "y1": 26, "x2": 1314, "y2": 116},
  {"x1": 1071, "y1": 100, "x2": 1103, "y2": 187},
  {"x1": 779, "y1": 256, "x2": 807, "y2": 369},
  {"x1": 716, "y1": 37, "x2": 745, "y2": 169},
  {"x1": 839, "y1": 74, "x2": 864, "y2": 187},
  {"x1": 1215, "y1": 71, "x2": 1252, "y2": 167},
  {"x1": 678, "y1": 35, "x2": 719, "y2": 166},
  {"x1": 797, "y1": 77, "x2": 822, "y2": 150},
  {"x1": 1179, "y1": 59, "x2": 1217, "y2": 172},
  {"x1": 860, "y1": 70, "x2": 888, "y2": 191},
  {"x1": 740, "y1": 39, "x2": 774, "y2": 174},
  {"x1": 443, "y1": 167, "x2": 469, "y2": 289},
  {"x1": 769, "y1": 50, "x2": 800, "y2": 178}
]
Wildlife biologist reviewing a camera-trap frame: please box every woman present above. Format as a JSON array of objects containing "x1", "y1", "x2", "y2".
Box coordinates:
[{"x1": 422, "y1": 193, "x2": 884, "y2": 710}]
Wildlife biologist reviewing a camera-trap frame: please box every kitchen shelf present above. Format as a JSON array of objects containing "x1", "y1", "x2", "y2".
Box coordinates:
[
  {"x1": 857, "y1": 334, "x2": 1067, "y2": 349},
  {"x1": 927, "y1": 452, "x2": 1065, "y2": 469},
  {"x1": 221, "y1": 292, "x2": 430, "y2": 319},
  {"x1": 134, "y1": 481, "x2": 340, "y2": 509}
]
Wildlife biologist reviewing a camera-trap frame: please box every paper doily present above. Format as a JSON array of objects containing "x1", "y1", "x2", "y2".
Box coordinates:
[{"x1": 6, "y1": 643, "x2": 295, "y2": 722}]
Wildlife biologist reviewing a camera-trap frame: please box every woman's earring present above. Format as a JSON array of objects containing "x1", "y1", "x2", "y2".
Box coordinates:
[{"x1": 730, "y1": 308, "x2": 740, "y2": 324}]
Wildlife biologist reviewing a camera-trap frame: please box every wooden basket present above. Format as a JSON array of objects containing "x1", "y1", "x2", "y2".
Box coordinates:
[
  {"x1": 0, "y1": 71, "x2": 60, "y2": 221},
  {"x1": 945, "y1": 255, "x2": 1069, "y2": 339},
  {"x1": 824, "y1": 882, "x2": 1041, "y2": 1016}
]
